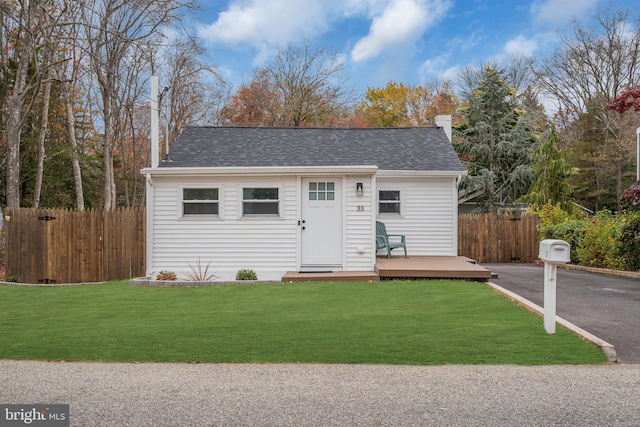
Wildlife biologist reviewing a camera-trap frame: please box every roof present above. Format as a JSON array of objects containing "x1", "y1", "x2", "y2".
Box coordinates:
[{"x1": 160, "y1": 126, "x2": 465, "y2": 172}]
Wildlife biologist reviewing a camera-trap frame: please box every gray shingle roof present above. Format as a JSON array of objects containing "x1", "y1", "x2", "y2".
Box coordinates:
[{"x1": 160, "y1": 126, "x2": 465, "y2": 172}]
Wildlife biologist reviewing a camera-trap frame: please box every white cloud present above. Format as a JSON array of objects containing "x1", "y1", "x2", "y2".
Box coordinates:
[
  {"x1": 530, "y1": 0, "x2": 599, "y2": 27},
  {"x1": 197, "y1": 0, "x2": 335, "y2": 50},
  {"x1": 351, "y1": 0, "x2": 452, "y2": 62},
  {"x1": 418, "y1": 54, "x2": 459, "y2": 82},
  {"x1": 504, "y1": 35, "x2": 538, "y2": 57}
]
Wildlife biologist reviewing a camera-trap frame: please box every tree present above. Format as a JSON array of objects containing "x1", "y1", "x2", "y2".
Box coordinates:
[
  {"x1": 455, "y1": 66, "x2": 538, "y2": 212},
  {"x1": 220, "y1": 69, "x2": 281, "y2": 126},
  {"x1": 222, "y1": 42, "x2": 351, "y2": 127},
  {"x1": 519, "y1": 125, "x2": 578, "y2": 210},
  {"x1": 535, "y1": 7, "x2": 640, "y2": 212},
  {"x1": 357, "y1": 82, "x2": 409, "y2": 127},
  {"x1": 81, "y1": 0, "x2": 186, "y2": 210}
]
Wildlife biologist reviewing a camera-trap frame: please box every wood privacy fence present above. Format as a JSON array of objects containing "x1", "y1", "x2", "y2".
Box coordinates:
[
  {"x1": 4, "y1": 209, "x2": 538, "y2": 283},
  {"x1": 4, "y1": 208, "x2": 145, "y2": 284},
  {"x1": 458, "y1": 213, "x2": 540, "y2": 263}
]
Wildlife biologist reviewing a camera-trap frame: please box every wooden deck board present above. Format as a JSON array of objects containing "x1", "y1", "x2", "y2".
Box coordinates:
[
  {"x1": 375, "y1": 256, "x2": 492, "y2": 280},
  {"x1": 282, "y1": 256, "x2": 491, "y2": 282}
]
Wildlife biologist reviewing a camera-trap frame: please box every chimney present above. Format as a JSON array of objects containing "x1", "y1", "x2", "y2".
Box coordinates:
[{"x1": 435, "y1": 115, "x2": 452, "y2": 143}]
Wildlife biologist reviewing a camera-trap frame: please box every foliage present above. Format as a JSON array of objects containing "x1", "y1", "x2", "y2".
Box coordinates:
[
  {"x1": 355, "y1": 80, "x2": 461, "y2": 128},
  {"x1": 156, "y1": 271, "x2": 177, "y2": 281},
  {"x1": 183, "y1": 259, "x2": 218, "y2": 282},
  {"x1": 455, "y1": 66, "x2": 539, "y2": 212},
  {"x1": 357, "y1": 81, "x2": 409, "y2": 127},
  {"x1": 534, "y1": 201, "x2": 576, "y2": 226},
  {"x1": 618, "y1": 212, "x2": 640, "y2": 271},
  {"x1": 236, "y1": 269, "x2": 258, "y2": 281},
  {"x1": 538, "y1": 219, "x2": 588, "y2": 263},
  {"x1": 519, "y1": 125, "x2": 578, "y2": 211},
  {"x1": 576, "y1": 210, "x2": 625, "y2": 269},
  {"x1": 0, "y1": 280, "x2": 606, "y2": 364},
  {"x1": 621, "y1": 180, "x2": 640, "y2": 209},
  {"x1": 606, "y1": 87, "x2": 640, "y2": 113}
]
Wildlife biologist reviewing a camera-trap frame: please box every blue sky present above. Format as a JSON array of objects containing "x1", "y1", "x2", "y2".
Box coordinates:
[{"x1": 189, "y1": 0, "x2": 612, "y2": 95}]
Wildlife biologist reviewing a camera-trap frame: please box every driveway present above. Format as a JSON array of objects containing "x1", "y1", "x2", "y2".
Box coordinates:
[{"x1": 485, "y1": 263, "x2": 640, "y2": 364}]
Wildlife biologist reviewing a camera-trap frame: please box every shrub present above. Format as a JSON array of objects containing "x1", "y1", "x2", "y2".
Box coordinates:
[
  {"x1": 156, "y1": 271, "x2": 177, "y2": 281},
  {"x1": 538, "y1": 219, "x2": 588, "y2": 263},
  {"x1": 236, "y1": 269, "x2": 258, "y2": 280},
  {"x1": 576, "y1": 210, "x2": 625, "y2": 269},
  {"x1": 617, "y1": 212, "x2": 640, "y2": 271}
]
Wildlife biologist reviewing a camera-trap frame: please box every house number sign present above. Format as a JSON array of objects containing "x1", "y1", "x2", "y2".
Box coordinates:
[{"x1": 356, "y1": 205, "x2": 365, "y2": 212}]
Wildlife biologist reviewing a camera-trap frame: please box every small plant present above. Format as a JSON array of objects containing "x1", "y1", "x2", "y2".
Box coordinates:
[
  {"x1": 5, "y1": 274, "x2": 18, "y2": 282},
  {"x1": 183, "y1": 258, "x2": 218, "y2": 282},
  {"x1": 156, "y1": 271, "x2": 177, "y2": 281},
  {"x1": 236, "y1": 269, "x2": 258, "y2": 281}
]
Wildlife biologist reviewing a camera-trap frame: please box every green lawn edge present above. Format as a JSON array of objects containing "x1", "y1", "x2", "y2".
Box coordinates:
[{"x1": 0, "y1": 280, "x2": 607, "y2": 365}]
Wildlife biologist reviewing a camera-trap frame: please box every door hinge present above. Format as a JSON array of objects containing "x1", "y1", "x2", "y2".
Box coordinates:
[
  {"x1": 510, "y1": 257, "x2": 521, "y2": 262},
  {"x1": 509, "y1": 217, "x2": 521, "y2": 222},
  {"x1": 38, "y1": 215, "x2": 56, "y2": 221},
  {"x1": 38, "y1": 278, "x2": 57, "y2": 284}
]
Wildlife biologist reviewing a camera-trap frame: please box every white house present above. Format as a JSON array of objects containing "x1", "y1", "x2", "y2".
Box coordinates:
[{"x1": 141, "y1": 117, "x2": 466, "y2": 281}]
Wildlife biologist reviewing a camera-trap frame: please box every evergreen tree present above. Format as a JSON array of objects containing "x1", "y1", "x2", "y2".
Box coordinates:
[
  {"x1": 519, "y1": 125, "x2": 578, "y2": 211},
  {"x1": 455, "y1": 66, "x2": 538, "y2": 212}
]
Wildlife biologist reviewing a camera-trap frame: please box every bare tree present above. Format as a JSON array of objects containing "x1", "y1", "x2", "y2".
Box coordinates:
[
  {"x1": 266, "y1": 42, "x2": 353, "y2": 127},
  {"x1": 1, "y1": 0, "x2": 62, "y2": 207},
  {"x1": 80, "y1": 0, "x2": 187, "y2": 210},
  {"x1": 535, "y1": 7, "x2": 640, "y2": 211}
]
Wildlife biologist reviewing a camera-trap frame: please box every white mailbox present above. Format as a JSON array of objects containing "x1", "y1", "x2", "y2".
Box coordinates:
[{"x1": 539, "y1": 239, "x2": 570, "y2": 264}]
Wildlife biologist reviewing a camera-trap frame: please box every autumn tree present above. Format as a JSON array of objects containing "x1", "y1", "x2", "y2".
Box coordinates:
[
  {"x1": 455, "y1": 66, "x2": 538, "y2": 212},
  {"x1": 356, "y1": 82, "x2": 409, "y2": 127},
  {"x1": 223, "y1": 42, "x2": 352, "y2": 127}
]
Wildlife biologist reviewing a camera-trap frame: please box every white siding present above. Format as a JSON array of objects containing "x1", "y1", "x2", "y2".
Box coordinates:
[
  {"x1": 151, "y1": 176, "x2": 298, "y2": 281},
  {"x1": 345, "y1": 175, "x2": 376, "y2": 271},
  {"x1": 376, "y1": 176, "x2": 458, "y2": 256}
]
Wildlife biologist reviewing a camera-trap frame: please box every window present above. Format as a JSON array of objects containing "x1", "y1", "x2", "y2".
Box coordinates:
[
  {"x1": 182, "y1": 188, "x2": 219, "y2": 216},
  {"x1": 243, "y1": 187, "x2": 279, "y2": 215},
  {"x1": 379, "y1": 190, "x2": 401, "y2": 214},
  {"x1": 308, "y1": 182, "x2": 335, "y2": 201}
]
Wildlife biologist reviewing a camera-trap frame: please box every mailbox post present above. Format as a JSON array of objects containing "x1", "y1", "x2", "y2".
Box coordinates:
[{"x1": 538, "y1": 239, "x2": 571, "y2": 334}]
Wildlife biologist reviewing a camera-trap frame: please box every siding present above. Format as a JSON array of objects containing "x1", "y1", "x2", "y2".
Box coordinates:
[
  {"x1": 376, "y1": 176, "x2": 457, "y2": 256},
  {"x1": 345, "y1": 175, "x2": 376, "y2": 271},
  {"x1": 152, "y1": 176, "x2": 298, "y2": 281}
]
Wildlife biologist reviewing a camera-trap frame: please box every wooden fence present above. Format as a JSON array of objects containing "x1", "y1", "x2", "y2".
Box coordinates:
[
  {"x1": 3, "y1": 209, "x2": 538, "y2": 283},
  {"x1": 4, "y1": 208, "x2": 145, "y2": 284},
  {"x1": 458, "y1": 213, "x2": 540, "y2": 263}
]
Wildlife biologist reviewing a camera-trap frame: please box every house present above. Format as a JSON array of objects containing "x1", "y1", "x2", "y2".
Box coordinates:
[{"x1": 141, "y1": 116, "x2": 466, "y2": 281}]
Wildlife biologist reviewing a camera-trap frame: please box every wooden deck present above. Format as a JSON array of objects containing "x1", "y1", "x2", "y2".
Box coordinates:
[
  {"x1": 282, "y1": 256, "x2": 491, "y2": 282},
  {"x1": 375, "y1": 256, "x2": 492, "y2": 280}
]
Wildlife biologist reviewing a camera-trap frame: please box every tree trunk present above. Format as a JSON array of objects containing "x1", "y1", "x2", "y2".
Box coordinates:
[
  {"x1": 4, "y1": 26, "x2": 32, "y2": 208},
  {"x1": 33, "y1": 80, "x2": 52, "y2": 208},
  {"x1": 66, "y1": 96, "x2": 85, "y2": 211}
]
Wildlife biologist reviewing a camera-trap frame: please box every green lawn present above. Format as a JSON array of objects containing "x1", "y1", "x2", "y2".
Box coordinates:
[{"x1": 0, "y1": 280, "x2": 607, "y2": 365}]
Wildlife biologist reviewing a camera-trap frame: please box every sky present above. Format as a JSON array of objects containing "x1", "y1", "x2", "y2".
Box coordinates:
[{"x1": 189, "y1": 0, "x2": 621, "y2": 96}]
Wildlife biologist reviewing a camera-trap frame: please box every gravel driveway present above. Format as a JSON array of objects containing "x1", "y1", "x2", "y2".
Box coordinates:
[{"x1": 2, "y1": 360, "x2": 640, "y2": 426}]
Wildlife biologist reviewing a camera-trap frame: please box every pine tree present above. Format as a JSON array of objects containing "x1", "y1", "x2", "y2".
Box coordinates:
[
  {"x1": 455, "y1": 66, "x2": 538, "y2": 212},
  {"x1": 519, "y1": 125, "x2": 578, "y2": 210}
]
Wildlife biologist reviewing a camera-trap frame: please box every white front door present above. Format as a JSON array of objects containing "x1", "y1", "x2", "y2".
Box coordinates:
[{"x1": 301, "y1": 178, "x2": 342, "y2": 269}]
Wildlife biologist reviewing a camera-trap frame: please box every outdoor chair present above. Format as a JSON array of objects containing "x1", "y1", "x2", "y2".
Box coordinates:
[{"x1": 376, "y1": 221, "x2": 408, "y2": 258}]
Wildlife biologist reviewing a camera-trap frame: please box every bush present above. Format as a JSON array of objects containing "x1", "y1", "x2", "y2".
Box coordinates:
[
  {"x1": 156, "y1": 271, "x2": 177, "y2": 281},
  {"x1": 576, "y1": 210, "x2": 625, "y2": 269},
  {"x1": 236, "y1": 269, "x2": 258, "y2": 280},
  {"x1": 618, "y1": 212, "x2": 640, "y2": 271},
  {"x1": 538, "y1": 219, "x2": 588, "y2": 263}
]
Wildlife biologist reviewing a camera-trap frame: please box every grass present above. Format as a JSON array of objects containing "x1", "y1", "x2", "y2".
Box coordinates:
[{"x1": 0, "y1": 280, "x2": 607, "y2": 365}]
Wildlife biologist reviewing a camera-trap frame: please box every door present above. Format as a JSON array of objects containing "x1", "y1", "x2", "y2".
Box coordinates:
[{"x1": 301, "y1": 178, "x2": 342, "y2": 269}]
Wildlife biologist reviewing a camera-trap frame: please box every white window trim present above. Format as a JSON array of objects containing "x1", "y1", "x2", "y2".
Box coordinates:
[
  {"x1": 377, "y1": 187, "x2": 404, "y2": 217},
  {"x1": 178, "y1": 184, "x2": 223, "y2": 219},
  {"x1": 240, "y1": 185, "x2": 283, "y2": 218}
]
